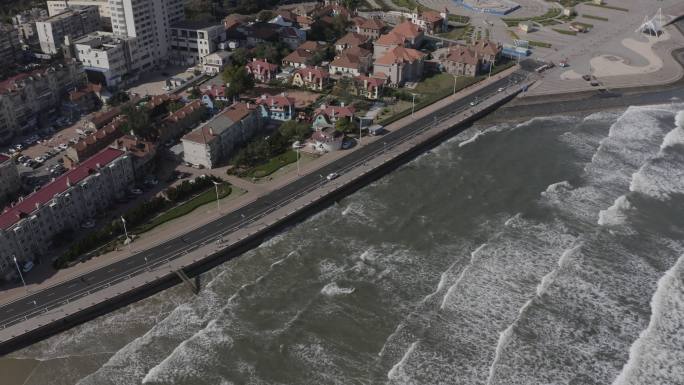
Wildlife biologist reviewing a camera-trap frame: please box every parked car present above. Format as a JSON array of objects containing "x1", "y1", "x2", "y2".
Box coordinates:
[
  {"x1": 80, "y1": 220, "x2": 96, "y2": 229},
  {"x1": 130, "y1": 188, "x2": 143, "y2": 195},
  {"x1": 22, "y1": 261, "x2": 34, "y2": 273}
]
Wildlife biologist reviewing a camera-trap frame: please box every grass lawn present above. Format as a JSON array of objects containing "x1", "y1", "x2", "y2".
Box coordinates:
[
  {"x1": 437, "y1": 26, "x2": 468, "y2": 40},
  {"x1": 553, "y1": 28, "x2": 577, "y2": 35},
  {"x1": 136, "y1": 184, "x2": 233, "y2": 234},
  {"x1": 247, "y1": 150, "x2": 299, "y2": 179},
  {"x1": 582, "y1": 14, "x2": 608, "y2": 21},
  {"x1": 529, "y1": 40, "x2": 553, "y2": 48}
]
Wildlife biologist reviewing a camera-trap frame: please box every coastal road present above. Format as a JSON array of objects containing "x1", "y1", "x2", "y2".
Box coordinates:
[{"x1": 0, "y1": 69, "x2": 531, "y2": 332}]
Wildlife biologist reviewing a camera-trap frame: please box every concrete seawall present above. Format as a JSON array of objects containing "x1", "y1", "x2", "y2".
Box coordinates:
[{"x1": 0, "y1": 79, "x2": 527, "y2": 356}]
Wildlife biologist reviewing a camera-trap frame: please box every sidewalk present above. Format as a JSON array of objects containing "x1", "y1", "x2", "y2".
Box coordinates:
[{"x1": 0, "y1": 66, "x2": 520, "y2": 307}]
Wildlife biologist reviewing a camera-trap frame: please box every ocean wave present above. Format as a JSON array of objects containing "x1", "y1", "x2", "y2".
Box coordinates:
[
  {"x1": 320, "y1": 282, "x2": 355, "y2": 296},
  {"x1": 611, "y1": 254, "x2": 684, "y2": 385}
]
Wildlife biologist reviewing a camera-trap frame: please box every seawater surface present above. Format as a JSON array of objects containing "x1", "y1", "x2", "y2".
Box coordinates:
[{"x1": 2, "y1": 103, "x2": 683, "y2": 385}]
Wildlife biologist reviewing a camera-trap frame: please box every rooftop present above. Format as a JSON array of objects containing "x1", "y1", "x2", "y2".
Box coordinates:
[
  {"x1": 0, "y1": 148, "x2": 125, "y2": 230},
  {"x1": 171, "y1": 20, "x2": 223, "y2": 30},
  {"x1": 375, "y1": 46, "x2": 426, "y2": 66},
  {"x1": 182, "y1": 103, "x2": 253, "y2": 144}
]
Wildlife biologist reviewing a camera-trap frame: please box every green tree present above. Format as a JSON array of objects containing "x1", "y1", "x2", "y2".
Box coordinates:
[
  {"x1": 278, "y1": 120, "x2": 311, "y2": 142},
  {"x1": 188, "y1": 87, "x2": 202, "y2": 99},
  {"x1": 222, "y1": 65, "x2": 254, "y2": 98},
  {"x1": 167, "y1": 101, "x2": 183, "y2": 113},
  {"x1": 257, "y1": 10, "x2": 275, "y2": 21},
  {"x1": 121, "y1": 105, "x2": 154, "y2": 139},
  {"x1": 230, "y1": 47, "x2": 250, "y2": 66},
  {"x1": 108, "y1": 91, "x2": 130, "y2": 106},
  {"x1": 253, "y1": 42, "x2": 290, "y2": 64},
  {"x1": 335, "y1": 117, "x2": 355, "y2": 134}
]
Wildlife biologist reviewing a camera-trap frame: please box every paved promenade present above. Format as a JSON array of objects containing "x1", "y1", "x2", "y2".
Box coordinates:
[{"x1": 0, "y1": 67, "x2": 529, "y2": 352}]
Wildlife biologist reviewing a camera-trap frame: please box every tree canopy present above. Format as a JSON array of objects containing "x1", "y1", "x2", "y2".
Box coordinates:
[
  {"x1": 121, "y1": 105, "x2": 154, "y2": 140},
  {"x1": 221, "y1": 65, "x2": 255, "y2": 98},
  {"x1": 279, "y1": 120, "x2": 312, "y2": 142}
]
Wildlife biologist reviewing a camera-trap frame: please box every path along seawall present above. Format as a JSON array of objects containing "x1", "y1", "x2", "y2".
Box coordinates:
[{"x1": 0, "y1": 69, "x2": 530, "y2": 355}]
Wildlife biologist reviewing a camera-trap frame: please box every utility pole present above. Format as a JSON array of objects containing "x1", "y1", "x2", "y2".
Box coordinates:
[
  {"x1": 453, "y1": 73, "x2": 459, "y2": 95},
  {"x1": 411, "y1": 93, "x2": 416, "y2": 117},
  {"x1": 212, "y1": 180, "x2": 221, "y2": 212},
  {"x1": 296, "y1": 147, "x2": 301, "y2": 175}
]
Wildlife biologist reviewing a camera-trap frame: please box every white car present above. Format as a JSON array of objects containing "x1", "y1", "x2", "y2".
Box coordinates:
[
  {"x1": 326, "y1": 172, "x2": 339, "y2": 181},
  {"x1": 130, "y1": 188, "x2": 143, "y2": 195},
  {"x1": 497, "y1": 87, "x2": 505, "y2": 92}
]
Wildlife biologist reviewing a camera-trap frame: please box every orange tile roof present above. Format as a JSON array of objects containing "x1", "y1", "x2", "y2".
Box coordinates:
[
  {"x1": 335, "y1": 32, "x2": 370, "y2": 47},
  {"x1": 446, "y1": 45, "x2": 479, "y2": 65},
  {"x1": 360, "y1": 18, "x2": 386, "y2": 30},
  {"x1": 375, "y1": 46, "x2": 426, "y2": 66},
  {"x1": 391, "y1": 20, "x2": 423, "y2": 39},
  {"x1": 375, "y1": 31, "x2": 406, "y2": 46},
  {"x1": 421, "y1": 11, "x2": 443, "y2": 23}
]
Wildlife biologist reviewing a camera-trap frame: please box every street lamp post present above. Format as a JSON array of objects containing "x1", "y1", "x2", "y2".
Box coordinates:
[
  {"x1": 296, "y1": 148, "x2": 300, "y2": 176},
  {"x1": 212, "y1": 181, "x2": 221, "y2": 212},
  {"x1": 121, "y1": 216, "x2": 130, "y2": 248},
  {"x1": 411, "y1": 93, "x2": 416, "y2": 118},
  {"x1": 453, "y1": 74, "x2": 457, "y2": 95},
  {"x1": 358, "y1": 116, "x2": 364, "y2": 146},
  {"x1": 12, "y1": 255, "x2": 26, "y2": 289}
]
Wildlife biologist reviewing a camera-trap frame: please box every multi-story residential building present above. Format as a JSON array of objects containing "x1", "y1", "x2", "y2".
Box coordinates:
[
  {"x1": 12, "y1": 8, "x2": 47, "y2": 44},
  {"x1": 255, "y1": 93, "x2": 295, "y2": 121},
  {"x1": 0, "y1": 61, "x2": 86, "y2": 143},
  {"x1": 292, "y1": 67, "x2": 329, "y2": 91},
  {"x1": 0, "y1": 154, "x2": 20, "y2": 206},
  {"x1": 0, "y1": 147, "x2": 134, "y2": 277},
  {"x1": 373, "y1": 21, "x2": 424, "y2": 59},
  {"x1": 63, "y1": 115, "x2": 126, "y2": 168},
  {"x1": 36, "y1": 6, "x2": 100, "y2": 54},
  {"x1": 74, "y1": 31, "x2": 137, "y2": 87},
  {"x1": 405, "y1": 9, "x2": 448, "y2": 34},
  {"x1": 374, "y1": 46, "x2": 426, "y2": 86},
  {"x1": 47, "y1": 0, "x2": 112, "y2": 28},
  {"x1": 0, "y1": 24, "x2": 23, "y2": 70},
  {"x1": 181, "y1": 103, "x2": 262, "y2": 168},
  {"x1": 108, "y1": 0, "x2": 185, "y2": 70},
  {"x1": 441, "y1": 39, "x2": 502, "y2": 77},
  {"x1": 352, "y1": 17, "x2": 387, "y2": 40},
  {"x1": 169, "y1": 21, "x2": 226, "y2": 66},
  {"x1": 159, "y1": 99, "x2": 206, "y2": 142},
  {"x1": 330, "y1": 46, "x2": 372, "y2": 77},
  {"x1": 202, "y1": 51, "x2": 232, "y2": 75},
  {"x1": 246, "y1": 58, "x2": 279, "y2": 83}
]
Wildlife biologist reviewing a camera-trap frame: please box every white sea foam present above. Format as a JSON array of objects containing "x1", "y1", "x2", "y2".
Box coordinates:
[
  {"x1": 536, "y1": 244, "x2": 582, "y2": 297},
  {"x1": 611, "y1": 254, "x2": 684, "y2": 385},
  {"x1": 598, "y1": 195, "x2": 633, "y2": 226},
  {"x1": 320, "y1": 282, "x2": 355, "y2": 296},
  {"x1": 387, "y1": 341, "x2": 418, "y2": 382},
  {"x1": 458, "y1": 131, "x2": 484, "y2": 147},
  {"x1": 440, "y1": 243, "x2": 487, "y2": 310}
]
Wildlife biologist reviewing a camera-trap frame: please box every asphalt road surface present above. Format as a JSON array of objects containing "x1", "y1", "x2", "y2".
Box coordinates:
[{"x1": 0, "y1": 69, "x2": 531, "y2": 332}]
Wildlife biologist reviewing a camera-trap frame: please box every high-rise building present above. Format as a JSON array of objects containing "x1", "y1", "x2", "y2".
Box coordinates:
[
  {"x1": 36, "y1": 5, "x2": 101, "y2": 54},
  {"x1": 108, "y1": 0, "x2": 185, "y2": 70}
]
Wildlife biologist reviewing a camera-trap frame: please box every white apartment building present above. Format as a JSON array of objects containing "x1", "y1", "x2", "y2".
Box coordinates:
[
  {"x1": 0, "y1": 61, "x2": 85, "y2": 143},
  {"x1": 36, "y1": 5, "x2": 101, "y2": 54},
  {"x1": 0, "y1": 147, "x2": 134, "y2": 279},
  {"x1": 108, "y1": 0, "x2": 185, "y2": 70},
  {"x1": 169, "y1": 21, "x2": 226, "y2": 66},
  {"x1": 74, "y1": 31, "x2": 137, "y2": 87},
  {"x1": 0, "y1": 154, "x2": 20, "y2": 206},
  {"x1": 47, "y1": 0, "x2": 112, "y2": 28}
]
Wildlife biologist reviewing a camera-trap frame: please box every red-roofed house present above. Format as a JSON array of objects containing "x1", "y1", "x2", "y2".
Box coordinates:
[
  {"x1": 313, "y1": 103, "x2": 355, "y2": 130},
  {"x1": 282, "y1": 41, "x2": 327, "y2": 69},
  {"x1": 374, "y1": 46, "x2": 426, "y2": 86},
  {"x1": 352, "y1": 75, "x2": 386, "y2": 100},
  {"x1": 0, "y1": 147, "x2": 134, "y2": 267},
  {"x1": 334, "y1": 32, "x2": 370, "y2": 52},
  {"x1": 256, "y1": 93, "x2": 296, "y2": 121},
  {"x1": 292, "y1": 67, "x2": 330, "y2": 91},
  {"x1": 407, "y1": 9, "x2": 448, "y2": 34},
  {"x1": 311, "y1": 127, "x2": 344, "y2": 152},
  {"x1": 246, "y1": 58, "x2": 279, "y2": 83},
  {"x1": 373, "y1": 21, "x2": 424, "y2": 59},
  {"x1": 159, "y1": 99, "x2": 207, "y2": 142},
  {"x1": 64, "y1": 115, "x2": 127, "y2": 168}
]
